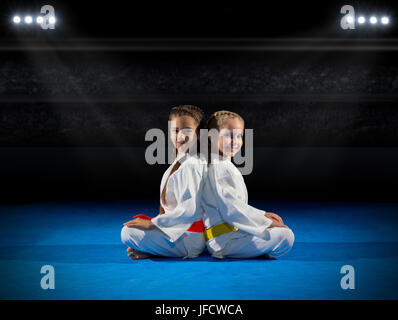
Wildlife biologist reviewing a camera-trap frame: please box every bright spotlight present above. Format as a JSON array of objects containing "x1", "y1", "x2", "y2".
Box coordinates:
[
  {"x1": 370, "y1": 16, "x2": 378, "y2": 24},
  {"x1": 36, "y1": 16, "x2": 44, "y2": 24},
  {"x1": 357, "y1": 16, "x2": 366, "y2": 24},
  {"x1": 346, "y1": 15, "x2": 354, "y2": 23},
  {"x1": 381, "y1": 16, "x2": 390, "y2": 25},
  {"x1": 13, "y1": 16, "x2": 21, "y2": 24},
  {"x1": 24, "y1": 16, "x2": 33, "y2": 24},
  {"x1": 49, "y1": 16, "x2": 56, "y2": 24}
]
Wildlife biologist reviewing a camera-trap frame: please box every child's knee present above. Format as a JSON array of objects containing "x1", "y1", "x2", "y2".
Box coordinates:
[
  {"x1": 121, "y1": 225, "x2": 146, "y2": 247},
  {"x1": 121, "y1": 225, "x2": 130, "y2": 245},
  {"x1": 279, "y1": 227, "x2": 294, "y2": 255},
  {"x1": 269, "y1": 227, "x2": 295, "y2": 258},
  {"x1": 284, "y1": 228, "x2": 295, "y2": 249}
]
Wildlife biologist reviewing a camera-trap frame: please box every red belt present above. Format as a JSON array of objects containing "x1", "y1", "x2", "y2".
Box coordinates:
[{"x1": 134, "y1": 214, "x2": 205, "y2": 232}]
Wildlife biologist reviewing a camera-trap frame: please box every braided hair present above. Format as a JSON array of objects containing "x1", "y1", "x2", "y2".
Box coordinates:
[
  {"x1": 206, "y1": 110, "x2": 245, "y2": 163},
  {"x1": 206, "y1": 110, "x2": 244, "y2": 130}
]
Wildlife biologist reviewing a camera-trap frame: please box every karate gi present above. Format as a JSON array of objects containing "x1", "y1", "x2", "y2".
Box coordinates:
[
  {"x1": 201, "y1": 156, "x2": 294, "y2": 259},
  {"x1": 121, "y1": 152, "x2": 207, "y2": 258}
]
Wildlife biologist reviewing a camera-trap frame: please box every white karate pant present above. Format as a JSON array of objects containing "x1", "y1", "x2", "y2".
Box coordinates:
[
  {"x1": 207, "y1": 227, "x2": 295, "y2": 259},
  {"x1": 121, "y1": 226, "x2": 206, "y2": 259}
]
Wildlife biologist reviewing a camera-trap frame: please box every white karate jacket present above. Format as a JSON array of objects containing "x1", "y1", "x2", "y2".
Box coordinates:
[
  {"x1": 151, "y1": 152, "x2": 207, "y2": 242},
  {"x1": 201, "y1": 155, "x2": 273, "y2": 252}
]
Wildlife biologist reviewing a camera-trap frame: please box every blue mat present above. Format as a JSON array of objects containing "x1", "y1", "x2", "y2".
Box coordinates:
[{"x1": 0, "y1": 200, "x2": 397, "y2": 299}]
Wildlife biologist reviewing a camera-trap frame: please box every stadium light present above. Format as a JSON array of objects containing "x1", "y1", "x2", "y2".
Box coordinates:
[
  {"x1": 341, "y1": 5, "x2": 391, "y2": 30},
  {"x1": 370, "y1": 16, "x2": 378, "y2": 24},
  {"x1": 357, "y1": 16, "x2": 366, "y2": 24},
  {"x1": 11, "y1": 14, "x2": 56, "y2": 27},
  {"x1": 13, "y1": 16, "x2": 21, "y2": 24},
  {"x1": 10, "y1": 5, "x2": 56, "y2": 29},
  {"x1": 24, "y1": 16, "x2": 33, "y2": 24},
  {"x1": 381, "y1": 16, "x2": 390, "y2": 25}
]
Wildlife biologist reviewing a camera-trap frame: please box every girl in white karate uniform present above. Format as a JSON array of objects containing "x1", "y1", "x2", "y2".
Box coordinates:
[
  {"x1": 201, "y1": 110, "x2": 294, "y2": 259},
  {"x1": 121, "y1": 105, "x2": 207, "y2": 259}
]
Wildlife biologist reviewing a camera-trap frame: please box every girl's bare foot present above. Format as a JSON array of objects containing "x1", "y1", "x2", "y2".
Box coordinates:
[
  {"x1": 128, "y1": 251, "x2": 152, "y2": 260},
  {"x1": 126, "y1": 247, "x2": 152, "y2": 260}
]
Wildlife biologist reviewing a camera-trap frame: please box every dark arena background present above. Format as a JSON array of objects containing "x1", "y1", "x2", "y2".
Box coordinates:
[{"x1": 0, "y1": 0, "x2": 398, "y2": 306}]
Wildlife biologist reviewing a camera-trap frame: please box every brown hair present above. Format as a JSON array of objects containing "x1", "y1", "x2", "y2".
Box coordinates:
[
  {"x1": 169, "y1": 105, "x2": 205, "y2": 130},
  {"x1": 206, "y1": 110, "x2": 245, "y2": 163},
  {"x1": 206, "y1": 110, "x2": 244, "y2": 130}
]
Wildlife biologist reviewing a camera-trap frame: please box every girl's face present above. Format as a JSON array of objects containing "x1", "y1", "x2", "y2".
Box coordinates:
[
  {"x1": 217, "y1": 118, "x2": 244, "y2": 159},
  {"x1": 169, "y1": 116, "x2": 199, "y2": 154}
]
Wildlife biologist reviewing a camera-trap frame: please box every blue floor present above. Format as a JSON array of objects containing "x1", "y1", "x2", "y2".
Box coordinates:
[{"x1": 0, "y1": 200, "x2": 397, "y2": 299}]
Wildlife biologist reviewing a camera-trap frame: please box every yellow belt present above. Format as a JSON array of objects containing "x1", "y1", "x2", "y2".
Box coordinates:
[{"x1": 204, "y1": 222, "x2": 237, "y2": 241}]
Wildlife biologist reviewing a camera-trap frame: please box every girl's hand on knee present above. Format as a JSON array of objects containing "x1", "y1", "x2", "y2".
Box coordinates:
[
  {"x1": 267, "y1": 217, "x2": 288, "y2": 229},
  {"x1": 123, "y1": 218, "x2": 155, "y2": 230},
  {"x1": 265, "y1": 212, "x2": 284, "y2": 224}
]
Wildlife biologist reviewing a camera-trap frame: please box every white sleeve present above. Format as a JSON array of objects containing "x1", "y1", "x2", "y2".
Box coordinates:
[
  {"x1": 212, "y1": 165, "x2": 272, "y2": 238},
  {"x1": 151, "y1": 163, "x2": 203, "y2": 242}
]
